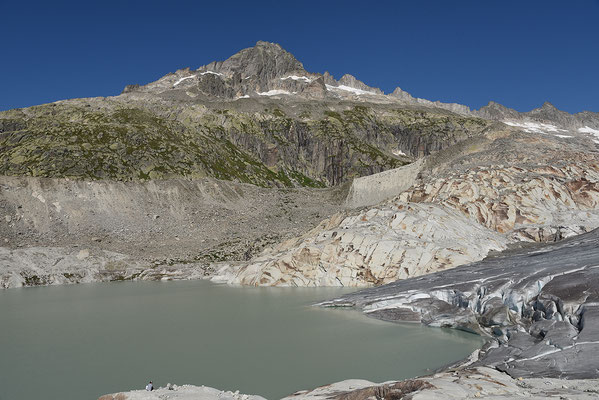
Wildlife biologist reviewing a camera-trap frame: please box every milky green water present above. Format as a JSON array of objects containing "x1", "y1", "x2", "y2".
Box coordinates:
[{"x1": 0, "y1": 280, "x2": 483, "y2": 400}]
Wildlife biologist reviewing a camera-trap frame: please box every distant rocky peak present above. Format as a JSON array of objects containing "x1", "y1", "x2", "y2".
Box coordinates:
[
  {"x1": 477, "y1": 101, "x2": 520, "y2": 120},
  {"x1": 390, "y1": 87, "x2": 414, "y2": 101},
  {"x1": 338, "y1": 74, "x2": 368, "y2": 90},
  {"x1": 322, "y1": 71, "x2": 337, "y2": 86},
  {"x1": 336, "y1": 74, "x2": 383, "y2": 94}
]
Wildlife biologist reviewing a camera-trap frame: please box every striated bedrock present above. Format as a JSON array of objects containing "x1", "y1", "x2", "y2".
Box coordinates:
[
  {"x1": 400, "y1": 160, "x2": 599, "y2": 243},
  {"x1": 212, "y1": 202, "x2": 509, "y2": 286},
  {"x1": 320, "y1": 229, "x2": 599, "y2": 379},
  {"x1": 283, "y1": 368, "x2": 599, "y2": 399}
]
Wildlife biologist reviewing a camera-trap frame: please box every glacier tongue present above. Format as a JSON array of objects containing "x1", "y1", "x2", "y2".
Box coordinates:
[{"x1": 320, "y1": 228, "x2": 599, "y2": 379}]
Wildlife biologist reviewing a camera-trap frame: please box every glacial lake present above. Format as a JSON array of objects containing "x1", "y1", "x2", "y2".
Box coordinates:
[{"x1": 0, "y1": 280, "x2": 484, "y2": 400}]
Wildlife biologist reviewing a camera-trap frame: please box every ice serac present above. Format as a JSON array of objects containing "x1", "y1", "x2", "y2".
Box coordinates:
[{"x1": 320, "y1": 229, "x2": 599, "y2": 379}]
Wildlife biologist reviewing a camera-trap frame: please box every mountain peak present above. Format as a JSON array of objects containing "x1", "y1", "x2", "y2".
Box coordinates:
[
  {"x1": 202, "y1": 41, "x2": 305, "y2": 84},
  {"x1": 254, "y1": 40, "x2": 283, "y2": 50}
]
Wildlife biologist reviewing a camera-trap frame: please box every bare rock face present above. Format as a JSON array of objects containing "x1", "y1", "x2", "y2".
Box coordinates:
[
  {"x1": 400, "y1": 162, "x2": 599, "y2": 242},
  {"x1": 213, "y1": 202, "x2": 508, "y2": 286},
  {"x1": 204, "y1": 41, "x2": 305, "y2": 86},
  {"x1": 477, "y1": 101, "x2": 521, "y2": 120},
  {"x1": 113, "y1": 41, "x2": 599, "y2": 130},
  {"x1": 389, "y1": 87, "x2": 414, "y2": 102},
  {"x1": 338, "y1": 74, "x2": 384, "y2": 95}
]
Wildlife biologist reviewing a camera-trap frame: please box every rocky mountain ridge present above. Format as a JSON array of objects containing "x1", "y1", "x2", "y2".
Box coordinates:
[
  {"x1": 2, "y1": 41, "x2": 599, "y2": 188},
  {"x1": 123, "y1": 41, "x2": 599, "y2": 134}
]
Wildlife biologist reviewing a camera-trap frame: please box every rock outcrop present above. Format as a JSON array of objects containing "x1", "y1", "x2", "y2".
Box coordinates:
[
  {"x1": 284, "y1": 367, "x2": 599, "y2": 399},
  {"x1": 214, "y1": 202, "x2": 508, "y2": 286},
  {"x1": 400, "y1": 162, "x2": 599, "y2": 242},
  {"x1": 99, "y1": 384, "x2": 266, "y2": 400}
]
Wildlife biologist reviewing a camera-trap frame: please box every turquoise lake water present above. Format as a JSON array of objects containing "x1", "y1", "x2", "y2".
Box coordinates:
[{"x1": 0, "y1": 280, "x2": 483, "y2": 399}]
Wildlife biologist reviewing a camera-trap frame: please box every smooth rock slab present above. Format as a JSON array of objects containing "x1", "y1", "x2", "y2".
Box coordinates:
[
  {"x1": 283, "y1": 367, "x2": 599, "y2": 400},
  {"x1": 99, "y1": 384, "x2": 266, "y2": 400}
]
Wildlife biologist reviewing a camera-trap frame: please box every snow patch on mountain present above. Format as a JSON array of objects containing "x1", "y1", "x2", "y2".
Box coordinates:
[
  {"x1": 325, "y1": 84, "x2": 377, "y2": 96},
  {"x1": 281, "y1": 75, "x2": 312, "y2": 82},
  {"x1": 257, "y1": 89, "x2": 293, "y2": 96},
  {"x1": 173, "y1": 76, "x2": 196, "y2": 86},
  {"x1": 504, "y1": 121, "x2": 567, "y2": 134},
  {"x1": 199, "y1": 71, "x2": 223, "y2": 77},
  {"x1": 579, "y1": 126, "x2": 599, "y2": 143}
]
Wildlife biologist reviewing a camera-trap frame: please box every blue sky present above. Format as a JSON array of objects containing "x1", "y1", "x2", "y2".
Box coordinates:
[{"x1": 1, "y1": 0, "x2": 598, "y2": 113}]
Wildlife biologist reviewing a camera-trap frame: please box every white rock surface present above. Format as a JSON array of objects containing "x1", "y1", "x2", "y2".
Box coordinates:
[
  {"x1": 99, "y1": 384, "x2": 266, "y2": 400},
  {"x1": 213, "y1": 202, "x2": 508, "y2": 286},
  {"x1": 283, "y1": 367, "x2": 599, "y2": 400}
]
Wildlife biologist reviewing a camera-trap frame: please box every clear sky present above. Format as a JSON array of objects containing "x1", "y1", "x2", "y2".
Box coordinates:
[{"x1": 1, "y1": 0, "x2": 598, "y2": 113}]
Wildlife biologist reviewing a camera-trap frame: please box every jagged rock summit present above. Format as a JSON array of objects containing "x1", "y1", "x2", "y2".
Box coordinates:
[{"x1": 124, "y1": 40, "x2": 385, "y2": 101}]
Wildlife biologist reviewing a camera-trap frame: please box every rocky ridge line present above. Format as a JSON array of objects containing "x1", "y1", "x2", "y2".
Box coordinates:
[{"x1": 122, "y1": 41, "x2": 599, "y2": 135}]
